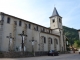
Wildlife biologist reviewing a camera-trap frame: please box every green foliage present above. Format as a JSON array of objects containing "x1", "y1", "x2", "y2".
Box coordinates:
[
  {"x1": 63, "y1": 26, "x2": 79, "y2": 45},
  {"x1": 73, "y1": 40, "x2": 80, "y2": 48}
]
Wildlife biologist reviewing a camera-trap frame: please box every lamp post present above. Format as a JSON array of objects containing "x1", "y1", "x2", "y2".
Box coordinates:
[
  {"x1": 6, "y1": 33, "x2": 14, "y2": 51},
  {"x1": 19, "y1": 31, "x2": 27, "y2": 54}
]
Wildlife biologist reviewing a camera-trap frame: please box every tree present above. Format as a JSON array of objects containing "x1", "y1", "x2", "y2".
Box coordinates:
[
  {"x1": 63, "y1": 26, "x2": 79, "y2": 45},
  {"x1": 73, "y1": 40, "x2": 80, "y2": 48}
]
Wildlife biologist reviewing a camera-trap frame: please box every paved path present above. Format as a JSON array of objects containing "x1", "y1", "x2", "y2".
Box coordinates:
[{"x1": 0, "y1": 53, "x2": 80, "y2": 60}]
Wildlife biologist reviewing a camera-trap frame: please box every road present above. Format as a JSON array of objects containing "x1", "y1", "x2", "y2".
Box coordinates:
[{"x1": 0, "y1": 53, "x2": 80, "y2": 60}]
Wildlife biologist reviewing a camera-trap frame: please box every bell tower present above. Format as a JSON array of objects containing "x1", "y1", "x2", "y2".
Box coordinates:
[
  {"x1": 49, "y1": 7, "x2": 64, "y2": 51},
  {"x1": 49, "y1": 7, "x2": 62, "y2": 29}
]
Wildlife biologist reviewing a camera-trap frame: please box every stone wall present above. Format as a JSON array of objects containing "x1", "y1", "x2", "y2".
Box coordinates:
[{"x1": 0, "y1": 51, "x2": 48, "y2": 58}]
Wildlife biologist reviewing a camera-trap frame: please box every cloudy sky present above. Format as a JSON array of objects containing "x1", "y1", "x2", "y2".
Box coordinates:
[{"x1": 0, "y1": 0, "x2": 80, "y2": 29}]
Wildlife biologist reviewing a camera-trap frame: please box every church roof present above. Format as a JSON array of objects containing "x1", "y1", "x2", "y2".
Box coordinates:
[
  {"x1": 52, "y1": 7, "x2": 59, "y2": 16},
  {"x1": 50, "y1": 7, "x2": 61, "y2": 18}
]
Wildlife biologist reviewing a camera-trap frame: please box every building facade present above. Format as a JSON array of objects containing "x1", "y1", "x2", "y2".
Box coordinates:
[{"x1": 0, "y1": 7, "x2": 67, "y2": 52}]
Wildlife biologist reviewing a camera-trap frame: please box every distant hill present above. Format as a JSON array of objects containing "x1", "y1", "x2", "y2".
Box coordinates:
[{"x1": 63, "y1": 26, "x2": 79, "y2": 45}]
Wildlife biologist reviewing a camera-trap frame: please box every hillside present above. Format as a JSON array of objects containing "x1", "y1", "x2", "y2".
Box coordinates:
[{"x1": 63, "y1": 26, "x2": 79, "y2": 45}]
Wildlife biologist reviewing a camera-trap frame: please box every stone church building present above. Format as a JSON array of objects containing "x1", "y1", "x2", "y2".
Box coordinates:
[{"x1": 0, "y1": 7, "x2": 67, "y2": 52}]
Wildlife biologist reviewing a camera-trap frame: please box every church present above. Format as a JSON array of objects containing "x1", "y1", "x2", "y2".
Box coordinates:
[{"x1": 0, "y1": 7, "x2": 68, "y2": 52}]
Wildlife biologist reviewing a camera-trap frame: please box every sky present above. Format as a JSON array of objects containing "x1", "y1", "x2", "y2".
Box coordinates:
[{"x1": 0, "y1": 0, "x2": 80, "y2": 29}]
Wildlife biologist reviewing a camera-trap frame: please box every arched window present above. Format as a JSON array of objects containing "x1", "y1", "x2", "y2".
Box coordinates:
[
  {"x1": 44, "y1": 37, "x2": 46, "y2": 43},
  {"x1": 28, "y1": 23, "x2": 31, "y2": 29},
  {"x1": 54, "y1": 38, "x2": 58, "y2": 44},
  {"x1": 49, "y1": 37, "x2": 52, "y2": 44},
  {"x1": 7, "y1": 17, "x2": 10, "y2": 24},
  {"x1": 59, "y1": 18, "x2": 61, "y2": 23},
  {"x1": 41, "y1": 36, "x2": 46, "y2": 44},
  {"x1": 51, "y1": 38, "x2": 52, "y2": 44},
  {"x1": 53, "y1": 19, "x2": 55, "y2": 23}
]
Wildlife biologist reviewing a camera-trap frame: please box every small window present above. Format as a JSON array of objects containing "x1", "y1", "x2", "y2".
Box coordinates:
[
  {"x1": 43, "y1": 28, "x2": 45, "y2": 32},
  {"x1": 50, "y1": 30, "x2": 52, "y2": 33},
  {"x1": 2, "y1": 14, "x2": 4, "y2": 20},
  {"x1": 53, "y1": 19, "x2": 55, "y2": 23},
  {"x1": 26, "y1": 24, "x2": 27, "y2": 28},
  {"x1": 41, "y1": 28, "x2": 45, "y2": 32},
  {"x1": 29, "y1": 23, "x2": 31, "y2": 29},
  {"x1": 55, "y1": 38, "x2": 58, "y2": 44},
  {"x1": 56, "y1": 40, "x2": 58, "y2": 44},
  {"x1": 46, "y1": 29, "x2": 48, "y2": 33},
  {"x1": 36, "y1": 26, "x2": 38, "y2": 31},
  {"x1": 19, "y1": 20, "x2": 22, "y2": 26},
  {"x1": 44, "y1": 37, "x2": 46, "y2": 43},
  {"x1": 7, "y1": 17, "x2": 10, "y2": 24},
  {"x1": 59, "y1": 18, "x2": 61, "y2": 23},
  {"x1": 49, "y1": 30, "x2": 50, "y2": 33},
  {"x1": 51, "y1": 39, "x2": 52, "y2": 44}
]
